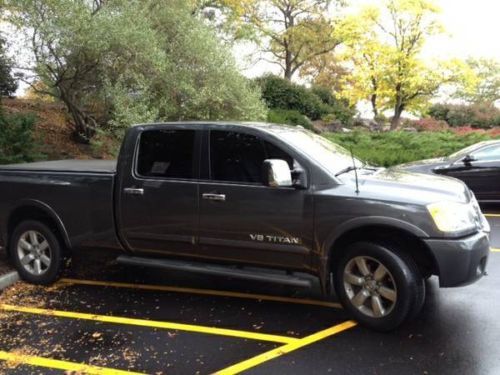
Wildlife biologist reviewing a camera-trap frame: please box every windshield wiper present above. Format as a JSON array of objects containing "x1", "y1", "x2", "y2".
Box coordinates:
[{"x1": 335, "y1": 166, "x2": 357, "y2": 177}]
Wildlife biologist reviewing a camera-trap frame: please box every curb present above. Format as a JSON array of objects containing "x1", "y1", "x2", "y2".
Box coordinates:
[{"x1": 0, "y1": 271, "x2": 19, "y2": 291}]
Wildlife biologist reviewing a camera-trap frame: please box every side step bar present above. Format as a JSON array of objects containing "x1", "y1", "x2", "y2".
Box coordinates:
[{"x1": 116, "y1": 255, "x2": 313, "y2": 288}]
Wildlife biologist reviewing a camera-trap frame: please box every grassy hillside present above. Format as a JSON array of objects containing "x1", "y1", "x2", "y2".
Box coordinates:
[{"x1": 2, "y1": 98, "x2": 117, "y2": 161}]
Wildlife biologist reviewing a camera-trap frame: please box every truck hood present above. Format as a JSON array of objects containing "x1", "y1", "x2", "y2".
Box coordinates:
[{"x1": 353, "y1": 167, "x2": 470, "y2": 205}]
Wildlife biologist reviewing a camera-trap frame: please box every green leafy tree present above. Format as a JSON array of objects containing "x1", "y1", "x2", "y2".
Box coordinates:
[
  {"x1": 0, "y1": 36, "x2": 17, "y2": 99},
  {"x1": 6, "y1": 0, "x2": 266, "y2": 143},
  {"x1": 453, "y1": 58, "x2": 500, "y2": 106}
]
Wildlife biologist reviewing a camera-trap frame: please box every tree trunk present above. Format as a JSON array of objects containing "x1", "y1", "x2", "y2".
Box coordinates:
[
  {"x1": 60, "y1": 90, "x2": 97, "y2": 144},
  {"x1": 390, "y1": 84, "x2": 404, "y2": 130},
  {"x1": 370, "y1": 93, "x2": 378, "y2": 118},
  {"x1": 390, "y1": 105, "x2": 404, "y2": 130},
  {"x1": 370, "y1": 77, "x2": 379, "y2": 118},
  {"x1": 284, "y1": 48, "x2": 293, "y2": 80}
]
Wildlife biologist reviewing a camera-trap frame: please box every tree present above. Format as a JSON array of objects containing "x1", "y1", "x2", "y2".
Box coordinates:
[
  {"x1": 210, "y1": 0, "x2": 347, "y2": 81},
  {"x1": 0, "y1": 36, "x2": 17, "y2": 99},
  {"x1": 299, "y1": 52, "x2": 349, "y2": 95},
  {"x1": 452, "y1": 58, "x2": 500, "y2": 106},
  {"x1": 375, "y1": 0, "x2": 447, "y2": 129},
  {"x1": 6, "y1": 0, "x2": 266, "y2": 143},
  {"x1": 336, "y1": 0, "x2": 461, "y2": 129}
]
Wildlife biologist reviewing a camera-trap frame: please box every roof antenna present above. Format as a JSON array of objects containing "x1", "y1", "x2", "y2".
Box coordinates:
[{"x1": 350, "y1": 147, "x2": 359, "y2": 194}]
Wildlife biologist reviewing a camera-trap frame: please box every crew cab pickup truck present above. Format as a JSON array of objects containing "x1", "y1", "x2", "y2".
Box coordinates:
[{"x1": 0, "y1": 122, "x2": 491, "y2": 330}]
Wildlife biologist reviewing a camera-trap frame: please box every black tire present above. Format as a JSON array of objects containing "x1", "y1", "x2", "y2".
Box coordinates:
[
  {"x1": 334, "y1": 241, "x2": 423, "y2": 331},
  {"x1": 10, "y1": 220, "x2": 64, "y2": 285},
  {"x1": 407, "y1": 273, "x2": 426, "y2": 321}
]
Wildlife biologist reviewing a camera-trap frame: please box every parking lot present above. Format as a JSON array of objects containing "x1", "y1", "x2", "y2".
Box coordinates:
[{"x1": 0, "y1": 215, "x2": 499, "y2": 374}]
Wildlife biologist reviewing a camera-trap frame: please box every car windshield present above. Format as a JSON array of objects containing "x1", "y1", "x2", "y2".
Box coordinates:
[
  {"x1": 276, "y1": 129, "x2": 363, "y2": 176},
  {"x1": 449, "y1": 142, "x2": 489, "y2": 159}
]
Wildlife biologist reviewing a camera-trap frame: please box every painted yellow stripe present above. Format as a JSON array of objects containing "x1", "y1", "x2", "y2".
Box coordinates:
[
  {"x1": 0, "y1": 304, "x2": 296, "y2": 345},
  {"x1": 0, "y1": 350, "x2": 143, "y2": 374},
  {"x1": 485, "y1": 213, "x2": 500, "y2": 218},
  {"x1": 214, "y1": 320, "x2": 357, "y2": 375},
  {"x1": 59, "y1": 278, "x2": 342, "y2": 309},
  {"x1": 491, "y1": 248, "x2": 500, "y2": 252}
]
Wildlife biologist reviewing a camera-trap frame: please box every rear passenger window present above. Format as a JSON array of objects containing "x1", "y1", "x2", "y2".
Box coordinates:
[
  {"x1": 137, "y1": 129, "x2": 195, "y2": 179},
  {"x1": 210, "y1": 130, "x2": 294, "y2": 184}
]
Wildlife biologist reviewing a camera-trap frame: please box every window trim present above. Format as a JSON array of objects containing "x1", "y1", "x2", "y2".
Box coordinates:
[{"x1": 133, "y1": 128, "x2": 200, "y2": 182}]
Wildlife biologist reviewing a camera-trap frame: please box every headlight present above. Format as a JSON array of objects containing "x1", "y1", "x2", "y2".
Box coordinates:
[{"x1": 427, "y1": 201, "x2": 477, "y2": 233}]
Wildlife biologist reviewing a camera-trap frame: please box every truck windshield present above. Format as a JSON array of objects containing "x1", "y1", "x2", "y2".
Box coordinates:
[{"x1": 277, "y1": 129, "x2": 363, "y2": 176}]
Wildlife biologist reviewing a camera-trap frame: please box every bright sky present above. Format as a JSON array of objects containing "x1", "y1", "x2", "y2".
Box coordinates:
[{"x1": 238, "y1": 0, "x2": 500, "y2": 78}]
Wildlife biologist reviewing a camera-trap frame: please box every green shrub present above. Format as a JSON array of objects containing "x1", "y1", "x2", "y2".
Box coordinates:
[
  {"x1": 255, "y1": 75, "x2": 326, "y2": 120},
  {"x1": 267, "y1": 109, "x2": 313, "y2": 130},
  {"x1": 428, "y1": 103, "x2": 500, "y2": 129},
  {"x1": 325, "y1": 130, "x2": 497, "y2": 167},
  {"x1": 0, "y1": 112, "x2": 44, "y2": 164},
  {"x1": 312, "y1": 86, "x2": 356, "y2": 127},
  {"x1": 428, "y1": 103, "x2": 450, "y2": 122}
]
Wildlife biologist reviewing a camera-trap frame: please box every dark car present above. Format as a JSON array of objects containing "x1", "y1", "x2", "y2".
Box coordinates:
[
  {"x1": 0, "y1": 122, "x2": 491, "y2": 331},
  {"x1": 399, "y1": 140, "x2": 500, "y2": 203}
]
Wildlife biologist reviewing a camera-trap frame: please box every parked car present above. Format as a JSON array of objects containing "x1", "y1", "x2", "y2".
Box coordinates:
[
  {"x1": 0, "y1": 122, "x2": 490, "y2": 331},
  {"x1": 399, "y1": 140, "x2": 500, "y2": 204}
]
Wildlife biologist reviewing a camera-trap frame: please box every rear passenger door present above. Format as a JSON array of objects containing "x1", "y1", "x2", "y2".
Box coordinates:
[
  {"x1": 197, "y1": 128, "x2": 313, "y2": 269},
  {"x1": 118, "y1": 127, "x2": 200, "y2": 257}
]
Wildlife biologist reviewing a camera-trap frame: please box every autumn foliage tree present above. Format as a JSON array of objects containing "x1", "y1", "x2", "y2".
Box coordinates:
[
  {"x1": 209, "y1": 0, "x2": 348, "y2": 81},
  {"x1": 336, "y1": 0, "x2": 467, "y2": 129}
]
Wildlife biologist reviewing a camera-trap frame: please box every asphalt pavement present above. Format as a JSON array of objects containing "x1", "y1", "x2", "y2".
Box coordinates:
[{"x1": 0, "y1": 215, "x2": 499, "y2": 374}]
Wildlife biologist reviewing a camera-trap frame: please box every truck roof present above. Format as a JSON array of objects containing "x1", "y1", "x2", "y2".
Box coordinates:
[{"x1": 133, "y1": 121, "x2": 304, "y2": 133}]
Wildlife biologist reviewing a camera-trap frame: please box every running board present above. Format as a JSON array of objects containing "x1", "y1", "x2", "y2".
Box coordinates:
[{"x1": 116, "y1": 255, "x2": 313, "y2": 288}]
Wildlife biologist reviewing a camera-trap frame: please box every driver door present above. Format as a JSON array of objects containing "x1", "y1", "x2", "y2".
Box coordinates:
[{"x1": 197, "y1": 128, "x2": 314, "y2": 269}]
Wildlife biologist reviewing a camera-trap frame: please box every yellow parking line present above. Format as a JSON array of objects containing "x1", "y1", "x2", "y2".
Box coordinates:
[
  {"x1": 0, "y1": 350, "x2": 143, "y2": 374},
  {"x1": 491, "y1": 248, "x2": 500, "y2": 252},
  {"x1": 214, "y1": 320, "x2": 357, "y2": 375},
  {"x1": 59, "y1": 278, "x2": 342, "y2": 309},
  {"x1": 485, "y1": 213, "x2": 500, "y2": 217},
  {"x1": 0, "y1": 304, "x2": 296, "y2": 345}
]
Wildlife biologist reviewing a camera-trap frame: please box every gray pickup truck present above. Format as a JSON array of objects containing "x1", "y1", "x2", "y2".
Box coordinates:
[{"x1": 0, "y1": 122, "x2": 491, "y2": 330}]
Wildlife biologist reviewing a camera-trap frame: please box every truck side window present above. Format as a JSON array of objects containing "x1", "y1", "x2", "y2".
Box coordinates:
[
  {"x1": 210, "y1": 130, "x2": 293, "y2": 184},
  {"x1": 137, "y1": 129, "x2": 195, "y2": 179}
]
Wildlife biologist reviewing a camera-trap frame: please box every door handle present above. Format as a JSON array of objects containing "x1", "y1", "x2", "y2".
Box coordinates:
[
  {"x1": 202, "y1": 193, "x2": 226, "y2": 201},
  {"x1": 124, "y1": 188, "x2": 144, "y2": 196}
]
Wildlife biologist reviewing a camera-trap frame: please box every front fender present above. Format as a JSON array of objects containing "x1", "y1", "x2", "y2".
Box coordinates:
[{"x1": 317, "y1": 216, "x2": 430, "y2": 295}]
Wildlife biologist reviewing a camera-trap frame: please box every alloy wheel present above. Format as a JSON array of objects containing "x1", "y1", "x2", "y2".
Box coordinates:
[
  {"x1": 16, "y1": 230, "x2": 52, "y2": 276},
  {"x1": 343, "y1": 256, "x2": 397, "y2": 318}
]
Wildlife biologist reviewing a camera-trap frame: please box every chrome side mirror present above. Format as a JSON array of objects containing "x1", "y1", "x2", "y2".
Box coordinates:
[{"x1": 262, "y1": 159, "x2": 292, "y2": 187}]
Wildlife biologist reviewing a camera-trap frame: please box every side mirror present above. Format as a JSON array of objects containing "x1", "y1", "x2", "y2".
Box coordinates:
[
  {"x1": 462, "y1": 154, "x2": 476, "y2": 165},
  {"x1": 262, "y1": 159, "x2": 292, "y2": 187}
]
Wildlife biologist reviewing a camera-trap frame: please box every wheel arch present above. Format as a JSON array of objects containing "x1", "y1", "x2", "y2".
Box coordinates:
[
  {"x1": 320, "y1": 221, "x2": 439, "y2": 295},
  {"x1": 5, "y1": 200, "x2": 71, "y2": 256}
]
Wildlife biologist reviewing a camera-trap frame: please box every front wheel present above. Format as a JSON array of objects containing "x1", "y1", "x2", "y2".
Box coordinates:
[
  {"x1": 334, "y1": 241, "x2": 424, "y2": 331},
  {"x1": 10, "y1": 220, "x2": 64, "y2": 285}
]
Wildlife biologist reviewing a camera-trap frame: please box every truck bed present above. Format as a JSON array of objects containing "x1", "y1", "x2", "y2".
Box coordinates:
[
  {"x1": 0, "y1": 159, "x2": 120, "y2": 251},
  {"x1": 0, "y1": 160, "x2": 117, "y2": 174}
]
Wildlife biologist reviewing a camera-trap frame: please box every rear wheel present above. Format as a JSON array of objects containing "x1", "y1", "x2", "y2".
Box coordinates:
[
  {"x1": 10, "y1": 221, "x2": 64, "y2": 285},
  {"x1": 334, "y1": 241, "x2": 423, "y2": 331}
]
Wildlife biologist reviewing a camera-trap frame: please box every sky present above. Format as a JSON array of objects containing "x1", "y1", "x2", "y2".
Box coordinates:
[{"x1": 237, "y1": 0, "x2": 500, "y2": 78}]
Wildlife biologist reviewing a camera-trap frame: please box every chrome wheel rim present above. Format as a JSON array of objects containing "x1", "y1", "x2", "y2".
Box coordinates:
[
  {"x1": 343, "y1": 256, "x2": 397, "y2": 318},
  {"x1": 16, "y1": 231, "x2": 51, "y2": 276}
]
